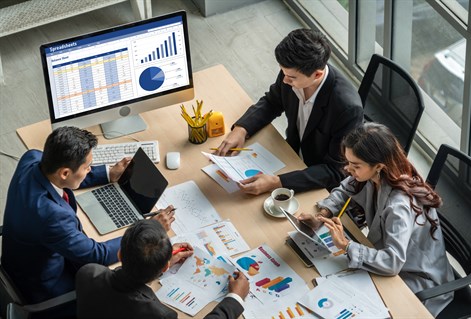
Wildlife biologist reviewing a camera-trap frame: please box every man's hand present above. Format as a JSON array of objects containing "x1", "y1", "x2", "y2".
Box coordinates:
[
  {"x1": 228, "y1": 271, "x2": 249, "y2": 300},
  {"x1": 238, "y1": 174, "x2": 282, "y2": 195},
  {"x1": 214, "y1": 126, "x2": 248, "y2": 156},
  {"x1": 169, "y1": 242, "x2": 193, "y2": 267},
  {"x1": 109, "y1": 157, "x2": 132, "y2": 183},
  {"x1": 153, "y1": 205, "x2": 176, "y2": 232}
]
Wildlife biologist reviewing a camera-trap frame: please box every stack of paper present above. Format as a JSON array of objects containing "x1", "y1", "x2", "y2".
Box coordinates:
[
  {"x1": 202, "y1": 142, "x2": 285, "y2": 193},
  {"x1": 299, "y1": 270, "x2": 390, "y2": 319}
]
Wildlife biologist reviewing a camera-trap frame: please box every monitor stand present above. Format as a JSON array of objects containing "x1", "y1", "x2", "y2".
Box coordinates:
[{"x1": 101, "y1": 115, "x2": 147, "y2": 139}]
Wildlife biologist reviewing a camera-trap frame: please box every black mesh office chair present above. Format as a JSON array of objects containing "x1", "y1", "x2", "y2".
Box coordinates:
[
  {"x1": 358, "y1": 54, "x2": 425, "y2": 154},
  {"x1": 0, "y1": 226, "x2": 76, "y2": 319},
  {"x1": 415, "y1": 144, "x2": 471, "y2": 318},
  {"x1": 347, "y1": 54, "x2": 426, "y2": 228}
]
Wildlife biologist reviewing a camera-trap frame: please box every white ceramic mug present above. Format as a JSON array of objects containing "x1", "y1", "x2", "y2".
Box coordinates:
[{"x1": 271, "y1": 188, "x2": 295, "y2": 213}]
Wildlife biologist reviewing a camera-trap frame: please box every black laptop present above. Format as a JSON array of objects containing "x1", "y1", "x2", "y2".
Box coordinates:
[{"x1": 77, "y1": 147, "x2": 168, "y2": 234}]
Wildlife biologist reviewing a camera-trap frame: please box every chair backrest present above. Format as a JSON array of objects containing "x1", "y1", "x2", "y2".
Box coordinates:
[
  {"x1": 426, "y1": 144, "x2": 471, "y2": 276},
  {"x1": 0, "y1": 265, "x2": 25, "y2": 319},
  {"x1": 358, "y1": 54, "x2": 425, "y2": 154}
]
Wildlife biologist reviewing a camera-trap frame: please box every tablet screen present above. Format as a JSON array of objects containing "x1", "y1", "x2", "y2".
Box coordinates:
[{"x1": 281, "y1": 208, "x2": 316, "y2": 240}]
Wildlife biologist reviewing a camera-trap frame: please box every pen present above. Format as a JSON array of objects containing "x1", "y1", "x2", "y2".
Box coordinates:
[
  {"x1": 210, "y1": 148, "x2": 253, "y2": 151},
  {"x1": 172, "y1": 247, "x2": 187, "y2": 255},
  {"x1": 143, "y1": 208, "x2": 176, "y2": 218},
  {"x1": 337, "y1": 197, "x2": 352, "y2": 219}
]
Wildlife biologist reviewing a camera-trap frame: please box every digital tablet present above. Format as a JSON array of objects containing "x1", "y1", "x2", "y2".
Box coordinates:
[{"x1": 281, "y1": 207, "x2": 317, "y2": 241}]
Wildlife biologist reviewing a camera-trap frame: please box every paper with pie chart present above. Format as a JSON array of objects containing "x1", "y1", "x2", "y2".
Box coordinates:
[
  {"x1": 231, "y1": 244, "x2": 308, "y2": 302},
  {"x1": 157, "y1": 247, "x2": 236, "y2": 316},
  {"x1": 202, "y1": 142, "x2": 286, "y2": 183},
  {"x1": 299, "y1": 275, "x2": 390, "y2": 319}
]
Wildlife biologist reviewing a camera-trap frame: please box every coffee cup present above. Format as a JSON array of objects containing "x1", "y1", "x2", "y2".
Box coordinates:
[{"x1": 271, "y1": 188, "x2": 294, "y2": 213}]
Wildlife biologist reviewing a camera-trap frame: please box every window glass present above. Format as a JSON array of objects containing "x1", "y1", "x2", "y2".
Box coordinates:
[
  {"x1": 412, "y1": 0, "x2": 464, "y2": 148},
  {"x1": 441, "y1": 0, "x2": 468, "y2": 25},
  {"x1": 297, "y1": 0, "x2": 349, "y2": 53},
  {"x1": 356, "y1": 1, "x2": 385, "y2": 72}
]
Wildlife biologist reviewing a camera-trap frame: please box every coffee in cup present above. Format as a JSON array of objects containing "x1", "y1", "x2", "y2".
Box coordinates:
[{"x1": 271, "y1": 188, "x2": 294, "y2": 213}]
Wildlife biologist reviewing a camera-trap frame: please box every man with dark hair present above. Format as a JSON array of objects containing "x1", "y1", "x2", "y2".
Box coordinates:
[
  {"x1": 76, "y1": 219, "x2": 249, "y2": 319},
  {"x1": 216, "y1": 28, "x2": 363, "y2": 194},
  {"x1": 1, "y1": 126, "x2": 175, "y2": 310}
]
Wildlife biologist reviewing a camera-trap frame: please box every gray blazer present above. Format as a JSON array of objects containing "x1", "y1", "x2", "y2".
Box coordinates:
[{"x1": 318, "y1": 176, "x2": 454, "y2": 317}]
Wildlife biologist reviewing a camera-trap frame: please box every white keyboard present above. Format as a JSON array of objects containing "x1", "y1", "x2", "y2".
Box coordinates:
[{"x1": 92, "y1": 141, "x2": 160, "y2": 165}]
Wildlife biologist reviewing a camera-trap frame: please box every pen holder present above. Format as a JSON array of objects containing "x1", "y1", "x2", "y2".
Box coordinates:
[{"x1": 188, "y1": 122, "x2": 208, "y2": 144}]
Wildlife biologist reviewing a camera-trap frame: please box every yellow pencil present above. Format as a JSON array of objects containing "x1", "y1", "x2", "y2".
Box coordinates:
[
  {"x1": 210, "y1": 147, "x2": 253, "y2": 151},
  {"x1": 337, "y1": 197, "x2": 351, "y2": 219}
]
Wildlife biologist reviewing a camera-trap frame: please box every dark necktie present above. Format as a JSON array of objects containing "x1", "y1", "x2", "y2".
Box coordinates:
[{"x1": 62, "y1": 190, "x2": 69, "y2": 204}]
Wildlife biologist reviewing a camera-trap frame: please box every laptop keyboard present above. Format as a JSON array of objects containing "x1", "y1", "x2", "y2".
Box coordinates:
[{"x1": 91, "y1": 184, "x2": 139, "y2": 228}]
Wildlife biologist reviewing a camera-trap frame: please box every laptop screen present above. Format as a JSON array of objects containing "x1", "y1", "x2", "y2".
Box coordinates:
[{"x1": 118, "y1": 147, "x2": 168, "y2": 214}]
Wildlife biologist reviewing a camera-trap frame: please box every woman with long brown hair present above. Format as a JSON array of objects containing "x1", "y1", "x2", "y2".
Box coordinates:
[{"x1": 299, "y1": 122, "x2": 453, "y2": 316}]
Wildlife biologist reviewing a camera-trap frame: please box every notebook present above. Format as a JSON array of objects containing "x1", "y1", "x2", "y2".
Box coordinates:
[{"x1": 77, "y1": 147, "x2": 168, "y2": 235}]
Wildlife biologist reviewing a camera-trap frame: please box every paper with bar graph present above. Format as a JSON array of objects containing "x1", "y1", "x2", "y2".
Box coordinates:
[
  {"x1": 299, "y1": 275, "x2": 390, "y2": 319},
  {"x1": 314, "y1": 224, "x2": 352, "y2": 256},
  {"x1": 288, "y1": 231, "x2": 348, "y2": 276},
  {"x1": 243, "y1": 290, "x2": 317, "y2": 319},
  {"x1": 231, "y1": 244, "x2": 309, "y2": 301},
  {"x1": 157, "y1": 247, "x2": 236, "y2": 316},
  {"x1": 170, "y1": 220, "x2": 250, "y2": 257}
]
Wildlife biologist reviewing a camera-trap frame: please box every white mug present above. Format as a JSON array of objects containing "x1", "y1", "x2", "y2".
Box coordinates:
[{"x1": 271, "y1": 188, "x2": 295, "y2": 213}]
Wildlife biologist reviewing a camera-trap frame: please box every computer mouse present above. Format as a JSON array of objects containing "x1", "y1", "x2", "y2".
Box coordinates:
[{"x1": 166, "y1": 152, "x2": 180, "y2": 170}]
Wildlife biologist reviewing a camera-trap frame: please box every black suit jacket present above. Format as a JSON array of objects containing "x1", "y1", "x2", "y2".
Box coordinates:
[
  {"x1": 76, "y1": 264, "x2": 244, "y2": 319},
  {"x1": 234, "y1": 65, "x2": 363, "y2": 191}
]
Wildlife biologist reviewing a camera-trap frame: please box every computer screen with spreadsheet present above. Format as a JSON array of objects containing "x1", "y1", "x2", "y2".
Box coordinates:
[{"x1": 40, "y1": 10, "x2": 194, "y2": 138}]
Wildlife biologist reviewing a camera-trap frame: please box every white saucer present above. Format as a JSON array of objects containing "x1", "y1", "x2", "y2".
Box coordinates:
[{"x1": 263, "y1": 196, "x2": 299, "y2": 218}]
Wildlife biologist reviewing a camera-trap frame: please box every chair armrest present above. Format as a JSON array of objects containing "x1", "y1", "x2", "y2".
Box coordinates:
[
  {"x1": 22, "y1": 290, "x2": 76, "y2": 313},
  {"x1": 416, "y1": 274, "x2": 471, "y2": 301}
]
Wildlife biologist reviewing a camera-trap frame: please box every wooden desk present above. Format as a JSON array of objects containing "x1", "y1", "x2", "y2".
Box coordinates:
[{"x1": 17, "y1": 64, "x2": 432, "y2": 318}]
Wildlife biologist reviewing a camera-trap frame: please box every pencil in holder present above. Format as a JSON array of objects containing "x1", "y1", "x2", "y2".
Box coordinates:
[{"x1": 188, "y1": 122, "x2": 208, "y2": 144}]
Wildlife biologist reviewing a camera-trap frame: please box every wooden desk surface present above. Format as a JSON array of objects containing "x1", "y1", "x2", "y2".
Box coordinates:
[{"x1": 17, "y1": 64, "x2": 432, "y2": 318}]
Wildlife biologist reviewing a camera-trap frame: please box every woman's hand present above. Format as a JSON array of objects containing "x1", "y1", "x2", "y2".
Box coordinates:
[
  {"x1": 318, "y1": 216, "x2": 349, "y2": 250},
  {"x1": 297, "y1": 211, "x2": 328, "y2": 231}
]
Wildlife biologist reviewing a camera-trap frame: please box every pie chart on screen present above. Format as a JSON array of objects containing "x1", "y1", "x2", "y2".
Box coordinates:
[{"x1": 139, "y1": 66, "x2": 165, "y2": 91}]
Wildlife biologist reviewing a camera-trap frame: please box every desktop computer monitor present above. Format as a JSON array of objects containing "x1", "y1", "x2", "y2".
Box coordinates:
[{"x1": 39, "y1": 10, "x2": 194, "y2": 139}]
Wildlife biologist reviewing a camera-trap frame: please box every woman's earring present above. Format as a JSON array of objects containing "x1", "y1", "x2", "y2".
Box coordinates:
[{"x1": 377, "y1": 170, "x2": 381, "y2": 180}]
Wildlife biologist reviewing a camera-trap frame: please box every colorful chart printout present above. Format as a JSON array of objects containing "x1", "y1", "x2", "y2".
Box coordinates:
[{"x1": 157, "y1": 247, "x2": 236, "y2": 316}]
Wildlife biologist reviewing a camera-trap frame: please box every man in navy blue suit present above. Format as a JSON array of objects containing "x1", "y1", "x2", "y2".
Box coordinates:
[{"x1": 1, "y1": 127, "x2": 175, "y2": 312}]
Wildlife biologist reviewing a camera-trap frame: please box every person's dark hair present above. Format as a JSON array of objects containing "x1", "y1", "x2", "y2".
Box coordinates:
[
  {"x1": 342, "y1": 122, "x2": 441, "y2": 238},
  {"x1": 40, "y1": 126, "x2": 97, "y2": 175},
  {"x1": 120, "y1": 219, "x2": 172, "y2": 285},
  {"x1": 275, "y1": 28, "x2": 331, "y2": 76}
]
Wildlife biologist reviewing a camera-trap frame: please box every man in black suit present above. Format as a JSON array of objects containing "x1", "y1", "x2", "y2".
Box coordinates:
[
  {"x1": 216, "y1": 29, "x2": 363, "y2": 194},
  {"x1": 76, "y1": 219, "x2": 249, "y2": 319}
]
